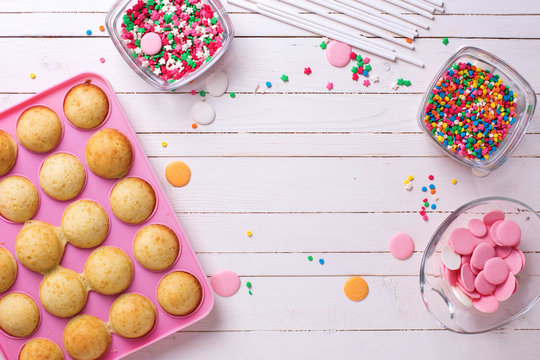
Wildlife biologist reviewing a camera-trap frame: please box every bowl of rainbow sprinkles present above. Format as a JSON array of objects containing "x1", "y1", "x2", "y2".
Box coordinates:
[
  {"x1": 106, "y1": 0, "x2": 234, "y2": 91},
  {"x1": 418, "y1": 46, "x2": 536, "y2": 176}
]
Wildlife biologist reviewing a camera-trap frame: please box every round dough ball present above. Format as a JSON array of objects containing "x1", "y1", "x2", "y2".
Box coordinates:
[
  {"x1": 61, "y1": 200, "x2": 109, "y2": 248},
  {"x1": 64, "y1": 83, "x2": 109, "y2": 129},
  {"x1": 157, "y1": 271, "x2": 202, "y2": 316},
  {"x1": 19, "y1": 338, "x2": 64, "y2": 360},
  {"x1": 84, "y1": 129, "x2": 133, "y2": 179},
  {"x1": 0, "y1": 247, "x2": 17, "y2": 292},
  {"x1": 0, "y1": 176, "x2": 39, "y2": 223},
  {"x1": 16, "y1": 221, "x2": 64, "y2": 273},
  {"x1": 16, "y1": 106, "x2": 62, "y2": 153},
  {"x1": 110, "y1": 178, "x2": 156, "y2": 224},
  {"x1": 133, "y1": 224, "x2": 179, "y2": 271},
  {"x1": 39, "y1": 153, "x2": 86, "y2": 201},
  {"x1": 0, "y1": 293, "x2": 40, "y2": 337},
  {"x1": 0, "y1": 129, "x2": 17, "y2": 176},
  {"x1": 63, "y1": 315, "x2": 110, "y2": 360},
  {"x1": 109, "y1": 293, "x2": 156, "y2": 339},
  {"x1": 84, "y1": 246, "x2": 133, "y2": 295},
  {"x1": 40, "y1": 268, "x2": 87, "y2": 318}
]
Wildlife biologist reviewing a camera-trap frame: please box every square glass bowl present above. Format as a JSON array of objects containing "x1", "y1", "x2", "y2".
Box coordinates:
[
  {"x1": 417, "y1": 46, "x2": 537, "y2": 174},
  {"x1": 106, "y1": 0, "x2": 234, "y2": 91}
]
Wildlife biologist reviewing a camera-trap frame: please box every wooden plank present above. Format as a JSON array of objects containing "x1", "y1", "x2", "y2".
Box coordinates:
[
  {"x1": 0, "y1": 38, "x2": 538, "y2": 94},
  {"x1": 144, "y1": 157, "x2": 540, "y2": 213}
]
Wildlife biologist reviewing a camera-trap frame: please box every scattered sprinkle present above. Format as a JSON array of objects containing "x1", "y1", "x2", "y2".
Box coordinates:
[
  {"x1": 199, "y1": 90, "x2": 206, "y2": 97},
  {"x1": 430, "y1": 189, "x2": 436, "y2": 195},
  {"x1": 265, "y1": 81, "x2": 272, "y2": 88},
  {"x1": 431, "y1": 204, "x2": 437, "y2": 210},
  {"x1": 161, "y1": 141, "x2": 167, "y2": 147},
  {"x1": 319, "y1": 41, "x2": 327, "y2": 49},
  {"x1": 408, "y1": 175, "x2": 414, "y2": 181},
  {"x1": 428, "y1": 175, "x2": 434, "y2": 180},
  {"x1": 86, "y1": 29, "x2": 92, "y2": 36},
  {"x1": 369, "y1": 74, "x2": 379, "y2": 83},
  {"x1": 248, "y1": 290, "x2": 253, "y2": 295},
  {"x1": 29, "y1": 73, "x2": 36, "y2": 79},
  {"x1": 363, "y1": 57, "x2": 370, "y2": 64},
  {"x1": 349, "y1": 52, "x2": 357, "y2": 60},
  {"x1": 229, "y1": 92, "x2": 236, "y2": 98},
  {"x1": 397, "y1": 78, "x2": 411, "y2": 87},
  {"x1": 326, "y1": 82, "x2": 333, "y2": 90},
  {"x1": 421, "y1": 186, "x2": 427, "y2": 192},
  {"x1": 391, "y1": 81, "x2": 399, "y2": 90},
  {"x1": 429, "y1": 184, "x2": 435, "y2": 190},
  {"x1": 99, "y1": 57, "x2": 106, "y2": 63},
  {"x1": 281, "y1": 74, "x2": 289, "y2": 82},
  {"x1": 344, "y1": 276, "x2": 369, "y2": 301},
  {"x1": 246, "y1": 231, "x2": 253, "y2": 237},
  {"x1": 363, "y1": 79, "x2": 370, "y2": 87},
  {"x1": 423, "y1": 215, "x2": 429, "y2": 221},
  {"x1": 192, "y1": 123, "x2": 198, "y2": 129},
  {"x1": 319, "y1": 258, "x2": 325, "y2": 265},
  {"x1": 406, "y1": 38, "x2": 412, "y2": 44},
  {"x1": 304, "y1": 67, "x2": 312, "y2": 75},
  {"x1": 308, "y1": 255, "x2": 313, "y2": 261},
  {"x1": 190, "y1": 90, "x2": 196, "y2": 95},
  {"x1": 442, "y1": 37, "x2": 449, "y2": 46},
  {"x1": 99, "y1": 25, "x2": 105, "y2": 32},
  {"x1": 246, "y1": 282, "x2": 252, "y2": 288},
  {"x1": 451, "y1": 178, "x2": 458, "y2": 185},
  {"x1": 352, "y1": 73, "x2": 359, "y2": 81}
]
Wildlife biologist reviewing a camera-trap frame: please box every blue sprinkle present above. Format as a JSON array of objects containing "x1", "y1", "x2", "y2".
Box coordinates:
[
  {"x1": 319, "y1": 258, "x2": 325, "y2": 265},
  {"x1": 86, "y1": 29, "x2": 92, "y2": 36},
  {"x1": 265, "y1": 81, "x2": 272, "y2": 88},
  {"x1": 421, "y1": 186, "x2": 427, "y2": 192},
  {"x1": 429, "y1": 184, "x2": 435, "y2": 189},
  {"x1": 431, "y1": 204, "x2": 437, "y2": 210},
  {"x1": 362, "y1": 70, "x2": 369, "y2": 76}
]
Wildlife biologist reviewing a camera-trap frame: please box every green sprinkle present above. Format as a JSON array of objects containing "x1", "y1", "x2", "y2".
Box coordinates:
[
  {"x1": 147, "y1": 0, "x2": 155, "y2": 5},
  {"x1": 364, "y1": 64, "x2": 372, "y2": 72},
  {"x1": 308, "y1": 255, "x2": 313, "y2": 261},
  {"x1": 355, "y1": 54, "x2": 362, "y2": 61},
  {"x1": 210, "y1": 17, "x2": 217, "y2": 25},
  {"x1": 319, "y1": 41, "x2": 327, "y2": 50},
  {"x1": 135, "y1": 39, "x2": 141, "y2": 47},
  {"x1": 246, "y1": 282, "x2": 252, "y2": 289},
  {"x1": 397, "y1": 78, "x2": 404, "y2": 86},
  {"x1": 229, "y1": 92, "x2": 236, "y2": 98},
  {"x1": 281, "y1": 74, "x2": 289, "y2": 82},
  {"x1": 248, "y1": 290, "x2": 253, "y2": 295},
  {"x1": 351, "y1": 66, "x2": 358, "y2": 74},
  {"x1": 404, "y1": 80, "x2": 412, "y2": 87},
  {"x1": 199, "y1": 90, "x2": 206, "y2": 97},
  {"x1": 137, "y1": 28, "x2": 146, "y2": 33},
  {"x1": 442, "y1": 37, "x2": 449, "y2": 46}
]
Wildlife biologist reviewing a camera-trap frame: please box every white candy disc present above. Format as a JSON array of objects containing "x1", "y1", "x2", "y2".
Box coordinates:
[
  {"x1": 452, "y1": 286, "x2": 472, "y2": 307},
  {"x1": 191, "y1": 101, "x2": 216, "y2": 125},
  {"x1": 206, "y1": 71, "x2": 229, "y2": 97},
  {"x1": 442, "y1": 245, "x2": 461, "y2": 270}
]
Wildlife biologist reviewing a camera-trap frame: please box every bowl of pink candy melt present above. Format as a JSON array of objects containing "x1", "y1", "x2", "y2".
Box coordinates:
[{"x1": 420, "y1": 197, "x2": 540, "y2": 333}]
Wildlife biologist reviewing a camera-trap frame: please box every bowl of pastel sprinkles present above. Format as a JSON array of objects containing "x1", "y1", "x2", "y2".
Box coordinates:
[
  {"x1": 418, "y1": 46, "x2": 536, "y2": 174},
  {"x1": 106, "y1": 0, "x2": 233, "y2": 90},
  {"x1": 420, "y1": 197, "x2": 540, "y2": 333}
]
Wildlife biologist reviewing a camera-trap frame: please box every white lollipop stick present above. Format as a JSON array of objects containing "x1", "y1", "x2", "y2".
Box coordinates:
[
  {"x1": 351, "y1": 0, "x2": 430, "y2": 29},
  {"x1": 382, "y1": 0, "x2": 434, "y2": 19}
]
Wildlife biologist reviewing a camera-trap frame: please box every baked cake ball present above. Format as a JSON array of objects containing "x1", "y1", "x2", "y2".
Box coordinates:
[
  {"x1": 157, "y1": 271, "x2": 202, "y2": 316},
  {"x1": 110, "y1": 177, "x2": 156, "y2": 224},
  {"x1": 84, "y1": 246, "x2": 133, "y2": 295},
  {"x1": 0, "y1": 293, "x2": 40, "y2": 337},
  {"x1": 0, "y1": 129, "x2": 17, "y2": 176},
  {"x1": 16, "y1": 106, "x2": 62, "y2": 153},
  {"x1": 85, "y1": 129, "x2": 133, "y2": 179},
  {"x1": 19, "y1": 338, "x2": 64, "y2": 360},
  {"x1": 16, "y1": 221, "x2": 64, "y2": 274},
  {"x1": 133, "y1": 224, "x2": 179, "y2": 271},
  {"x1": 39, "y1": 153, "x2": 86, "y2": 201},
  {"x1": 63, "y1": 315, "x2": 110, "y2": 360},
  {"x1": 109, "y1": 293, "x2": 156, "y2": 339},
  {"x1": 0, "y1": 247, "x2": 17, "y2": 292},
  {"x1": 0, "y1": 176, "x2": 39, "y2": 223},
  {"x1": 64, "y1": 83, "x2": 109, "y2": 129},
  {"x1": 40, "y1": 268, "x2": 87, "y2": 318},
  {"x1": 61, "y1": 200, "x2": 109, "y2": 248}
]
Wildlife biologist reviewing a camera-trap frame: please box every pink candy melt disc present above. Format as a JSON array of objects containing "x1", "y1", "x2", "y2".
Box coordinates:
[
  {"x1": 459, "y1": 263, "x2": 476, "y2": 292},
  {"x1": 474, "y1": 271, "x2": 495, "y2": 296},
  {"x1": 496, "y1": 220, "x2": 521, "y2": 247},
  {"x1": 473, "y1": 294, "x2": 499, "y2": 313},
  {"x1": 389, "y1": 232, "x2": 414, "y2": 260},
  {"x1": 468, "y1": 218, "x2": 487, "y2": 238},
  {"x1": 470, "y1": 242, "x2": 495, "y2": 270},
  {"x1": 504, "y1": 249, "x2": 524, "y2": 275},
  {"x1": 449, "y1": 228, "x2": 478, "y2": 255},
  {"x1": 483, "y1": 210, "x2": 505, "y2": 226},
  {"x1": 141, "y1": 32, "x2": 162, "y2": 55},
  {"x1": 210, "y1": 270, "x2": 241, "y2": 297},
  {"x1": 325, "y1": 40, "x2": 352, "y2": 68},
  {"x1": 493, "y1": 272, "x2": 516, "y2": 302},
  {"x1": 483, "y1": 257, "x2": 509, "y2": 285}
]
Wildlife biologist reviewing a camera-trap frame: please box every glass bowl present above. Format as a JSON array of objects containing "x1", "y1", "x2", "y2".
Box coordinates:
[
  {"x1": 106, "y1": 0, "x2": 234, "y2": 91},
  {"x1": 417, "y1": 46, "x2": 537, "y2": 175},
  {"x1": 420, "y1": 197, "x2": 540, "y2": 333}
]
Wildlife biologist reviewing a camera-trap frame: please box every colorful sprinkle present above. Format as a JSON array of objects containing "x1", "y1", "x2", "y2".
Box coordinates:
[
  {"x1": 86, "y1": 29, "x2": 92, "y2": 36},
  {"x1": 406, "y1": 38, "x2": 412, "y2": 44},
  {"x1": 190, "y1": 90, "x2": 196, "y2": 95},
  {"x1": 229, "y1": 92, "x2": 236, "y2": 98},
  {"x1": 265, "y1": 81, "x2": 272, "y2": 88},
  {"x1": 99, "y1": 25, "x2": 105, "y2": 32},
  {"x1": 29, "y1": 73, "x2": 36, "y2": 79},
  {"x1": 429, "y1": 184, "x2": 435, "y2": 189},
  {"x1": 423, "y1": 62, "x2": 517, "y2": 161},
  {"x1": 246, "y1": 282, "x2": 252, "y2": 288},
  {"x1": 326, "y1": 82, "x2": 333, "y2": 90},
  {"x1": 320, "y1": 41, "x2": 327, "y2": 49},
  {"x1": 421, "y1": 186, "x2": 427, "y2": 192},
  {"x1": 451, "y1": 178, "x2": 458, "y2": 184},
  {"x1": 304, "y1": 67, "x2": 312, "y2": 75},
  {"x1": 161, "y1": 141, "x2": 168, "y2": 147},
  {"x1": 363, "y1": 79, "x2": 370, "y2": 87},
  {"x1": 192, "y1": 123, "x2": 198, "y2": 129},
  {"x1": 349, "y1": 52, "x2": 357, "y2": 60},
  {"x1": 281, "y1": 74, "x2": 289, "y2": 82},
  {"x1": 246, "y1": 231, "x2": 253, "y2": 237},
  {"x1": 319, "y1": 258, "x2": 325, "y2": 265},
  {"x1": 442, "y1": 37, "x2": 449, "y2": 46},
  {"x1": 308, "y1": 255, "x2": 313, "y2": 261},
  {"x1": 408, "y1": 175, "x2": 414, "y2": 181},
  {"x1": 431, "y1": 204, "x2": 437, "y2": 210},
  {"x1": 99, "y1": 57, "x2": 106, "y2": 63},
  {"x1": 428, "y1": 175, "x2": 434, "y2": 180}
]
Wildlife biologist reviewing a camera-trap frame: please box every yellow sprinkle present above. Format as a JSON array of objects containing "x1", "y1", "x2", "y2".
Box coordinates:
[
  {"x1": 246, "y1": 231, "x2": 253, "y2": 237},
  {"x1": 403, "y1": 180, "x2": 409, "y2": 185},
  {"x1": 408, "y1": 175, "x2": 414, "y2": 181},
  {"x1": 161, "y1": 141, "x2": 167, "y2": 147},
  {"x1": 451, "y1": 179, "x2": 457, "y2": 185},
  {"x1": 29, "y1": 73, "x2": 36, "y2": 79}
]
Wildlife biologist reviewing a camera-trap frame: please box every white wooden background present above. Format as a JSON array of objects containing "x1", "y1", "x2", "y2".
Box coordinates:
[{"x1": 2, "y1": 0, "x2": 540, "y2": 359}]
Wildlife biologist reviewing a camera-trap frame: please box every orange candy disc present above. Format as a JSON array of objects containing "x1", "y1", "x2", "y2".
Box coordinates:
[
  {"x1": 165, "y1": 161, "x2": 191, "y2": 187},
  {"x1": 344, "y1": 276, "x2": 369, "y2": 302}
]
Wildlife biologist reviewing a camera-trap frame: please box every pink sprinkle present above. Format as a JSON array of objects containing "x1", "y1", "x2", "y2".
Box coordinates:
[
  {"x1": 190, "y1": 90, "x2": 196, "y2": 95},
  {"x1": 99, "y1": 57, "x2": 105, "y2": 63},
  {"x1": 363, "y1": 57, "x2": 370, "y2": 64},
  {"x1": 352, "y1": 73, "x2": 359, "y2": 81},
  {"x1": 304, "y1": 67, "x2": 312, "y2": 75},
  {"x1": 423, "y1": 215, "x2": 429, "y2": 221},
  {"x1": 326, "y1": 82, "x2": 333, "y2": 90},
  {"x1": 363, "y1": 79, "x2": 370, "y2": 87}
]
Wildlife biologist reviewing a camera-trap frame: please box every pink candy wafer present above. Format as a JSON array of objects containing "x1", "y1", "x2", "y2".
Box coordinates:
[
  {"x1": 140, "y1": 32, "x2": 162, "y2": 56},
  {"x1": 468, "y1": 218, "x2": 487, "y2": 238},
  {"x1": 474, "y1": 271, "x2": 496, "y2": 295},
  {"x1": 459, "y1": 263, "x2": 476, "y2": 292},
  {"x1": 483, "y1": 210, "x2": 505, "y2": 226},
  {"x1": 493, "y1": 272, "x2": 516, "y2": 302},
  {"x1": 489, "y1": 220, "x2": 505, "y2": 246},
  {"x1": 495, "y1": 246, "x2": 512, "y2": 259},
  {"x1": 457, "y1": 282, "x2": 481, "y2": 299},
  {"x1": 496, "y1": 220, "x2": 521, "y2": 247},
  {"x1": 443, "y1": 265, "x2": 458, "y2": 286},
  {"x1": 504, "y1": 249, "x2": 524, "y2": 275},
  {"x1": 210, "y1": 270, "x2": 241, "y2": 297},
  {"x1": 473, "y1": 294, "x2": 499, "y2": 313},
  {"x1": 471, "y1": 243, "x2": 495, "y2": 270},
  {"x1": 484, "y1": 257, "x2": 509, "y2": 285},
  {"x1": 325, "y1": 40, "x2": 352, "y2": 68},
  {"x1": 449, "y1": 228, "x2": 479, "y2": 255},
  {"x1": 389, "y1": 232, "x2": 414, "y2": 260}
]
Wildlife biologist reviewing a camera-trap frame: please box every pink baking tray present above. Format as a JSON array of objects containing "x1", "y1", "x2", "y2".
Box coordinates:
[{"x1": 0, "y1": 73, "x2": 214, "y2": 360}]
